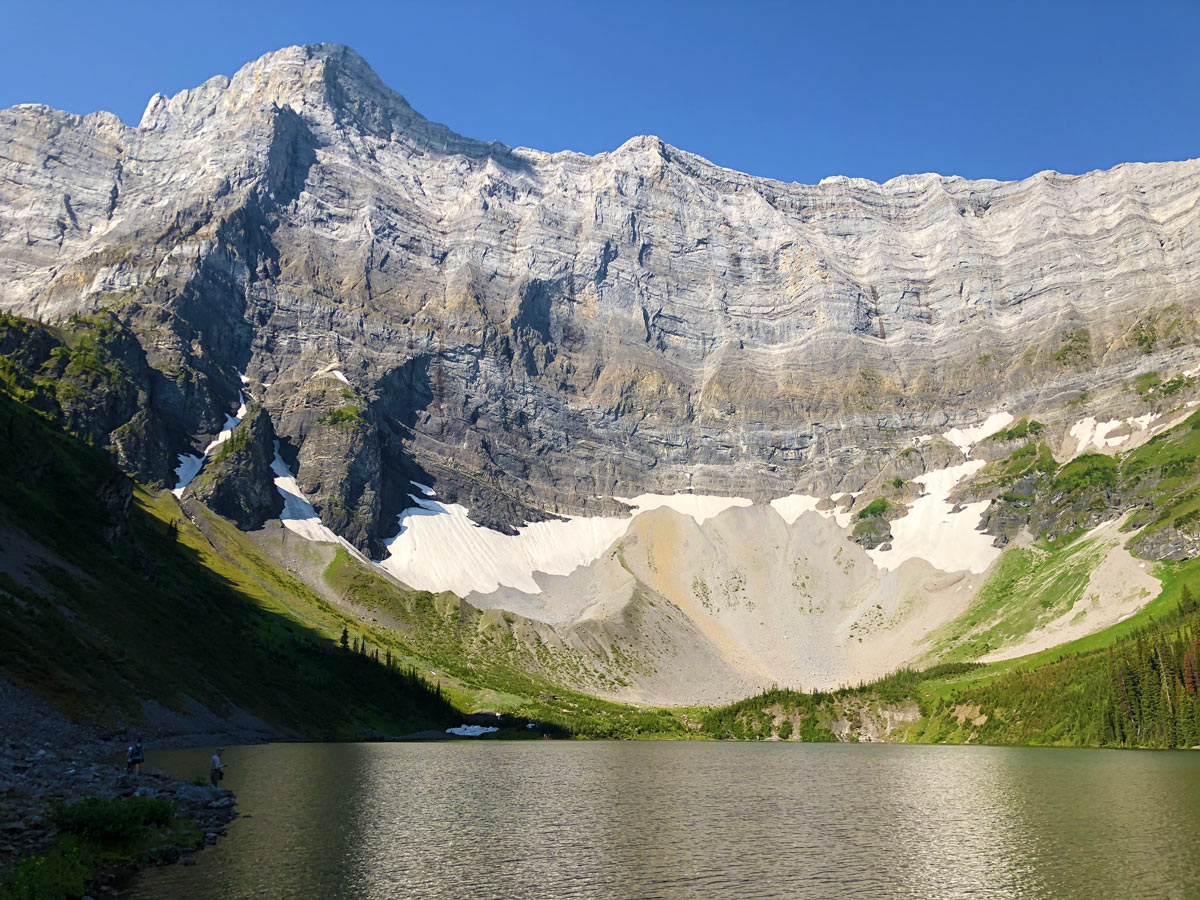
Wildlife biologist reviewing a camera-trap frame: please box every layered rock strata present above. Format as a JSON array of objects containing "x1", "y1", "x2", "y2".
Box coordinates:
[{"x1": 2, "y1": 43, "x2": 1199, "y2": 551}]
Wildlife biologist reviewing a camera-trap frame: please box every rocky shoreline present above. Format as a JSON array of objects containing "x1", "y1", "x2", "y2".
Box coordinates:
[
  {"x1": 0, "y1": 678, "x2": 251, "y2": 895},
  {"x1": 1, "y1": 748, "x2": 239, "y2": 895}
]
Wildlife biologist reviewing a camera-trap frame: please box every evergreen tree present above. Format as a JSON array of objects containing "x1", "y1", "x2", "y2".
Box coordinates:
[
  {"x1": 1181, "y1": 584, "x2": 1197, "y2": 615},
  {"x1": 340, "y1": 627, "x2": 350, "y2": 651}
]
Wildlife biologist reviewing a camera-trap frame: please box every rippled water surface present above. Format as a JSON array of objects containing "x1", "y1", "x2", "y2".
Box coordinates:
[{"x1": 128, "y1": 741, "x2": 1200, "y2": 899}]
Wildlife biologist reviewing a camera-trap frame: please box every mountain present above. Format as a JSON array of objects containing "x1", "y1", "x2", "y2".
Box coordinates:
[{"x1": 3, "y1": 44, "x2": 1200, "y2": 707}]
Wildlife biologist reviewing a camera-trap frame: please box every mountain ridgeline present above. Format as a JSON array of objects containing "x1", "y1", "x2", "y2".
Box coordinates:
[
  {"x1": 3, "y1": 43, "x2": 1199, "y2": 545},
  {"x1": 4, "y1": 43, "x2": 1200, "y2": 740}
]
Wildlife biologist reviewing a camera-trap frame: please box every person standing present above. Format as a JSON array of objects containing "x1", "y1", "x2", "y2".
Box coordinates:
[
  {"x1": 126, "y1": 736, "x2": 145, "y2": 774},
  {"x1": 210, "y1": 747, "x2": 225, "y2": 787}
]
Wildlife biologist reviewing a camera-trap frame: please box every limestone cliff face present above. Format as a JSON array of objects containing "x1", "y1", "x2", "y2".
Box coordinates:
[{"x1": 2, "y1": 43, "x2": 1199, "y2": 551}]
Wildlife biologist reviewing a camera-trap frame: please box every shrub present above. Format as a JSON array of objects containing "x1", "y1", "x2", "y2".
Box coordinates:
[
  {"x1": 51, "y1": 796, "x2": 173, "y2": 842},
  {"x1": 318, "y1": 404, "x2": 365, "y2": 428},
  {"x1": 858, "y1": 498, "x2": 889, "y2": 519}
]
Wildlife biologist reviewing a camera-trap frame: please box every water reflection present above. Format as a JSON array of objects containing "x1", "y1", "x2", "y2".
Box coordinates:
[{"x1": 129, "y1": 742, "x2": 1200, "y2": 900}]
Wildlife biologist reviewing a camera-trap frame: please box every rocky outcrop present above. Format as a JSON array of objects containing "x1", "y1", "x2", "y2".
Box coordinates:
[
  {"x1": 184, "y1": 405, "x2": 283, "y2": 530},
  {"x1": 3, "y1": 44, "x2": 1200, "y2": 548}
]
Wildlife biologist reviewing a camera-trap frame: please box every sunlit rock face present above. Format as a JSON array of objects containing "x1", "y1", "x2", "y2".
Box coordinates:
[{"x1": 2, "y1": 43, "x2": 1200, "y2": 553}]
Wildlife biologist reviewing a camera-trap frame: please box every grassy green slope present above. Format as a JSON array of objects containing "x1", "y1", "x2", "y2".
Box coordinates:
[
  {"x1": 8, "y1": 304, "x2": 1200, "y2": 747},
  {"x1": 705, "y1": 596, "x2": 1200, "y2": 748},
  {"x1": 318, "y1": 548, "x2": 691, "y2": 739},
  {"x1": 0, "y1": 390, "x2": 456, "y2": 738}
]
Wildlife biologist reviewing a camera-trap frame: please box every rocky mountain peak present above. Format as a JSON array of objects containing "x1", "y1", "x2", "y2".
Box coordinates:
[
  {"x1": 135, "y1": 43, "x2": 483, "y2": 155},
  {"x1": 3, "y1": 43, "x2": 1200, "y2": 554}
]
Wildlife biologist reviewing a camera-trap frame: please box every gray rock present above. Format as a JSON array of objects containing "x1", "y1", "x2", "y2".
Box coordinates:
[
  {"x1": 183, "y1": 405, "x2": 283, "y2": 529},
  {"x1": 1, "y1": 43, "x2": 1199, "y2": 551}
]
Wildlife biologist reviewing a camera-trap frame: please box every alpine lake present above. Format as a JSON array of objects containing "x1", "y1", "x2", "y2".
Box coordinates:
[{"x1": 126, "y1": 741, "x2": 1200, "y2": 899}]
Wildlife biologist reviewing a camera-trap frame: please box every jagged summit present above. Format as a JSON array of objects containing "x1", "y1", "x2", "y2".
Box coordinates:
[{"x1": 135, "y1": 43, "x2": 491, "y2": 156}]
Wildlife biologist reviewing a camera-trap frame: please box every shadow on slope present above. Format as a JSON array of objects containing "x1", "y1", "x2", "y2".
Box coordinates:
[{"x1": 0, "y1": 390, "x2": 459, "y2": 739}]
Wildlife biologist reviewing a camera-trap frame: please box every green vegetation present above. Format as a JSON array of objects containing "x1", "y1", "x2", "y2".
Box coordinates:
[
  {"x1": 1133, "y1": 371, "x2": 1162, "y2": 396},
  {"x1": 974, "y1": 440, "x2": 1057, "y2": 489},
  {"x1": 0, "y1": 311, "x2": 141, "y2": 447},
  {"x1": 941, "y1": 597, "x2": 1200, "y2": 747},
  {"x1": 1053, "y1": 328, "x2": 1092, "y2": 367},
  {"x1": 702, "y1": 686, "x2": 839, "y2": 741},
  {"x1": 318, "y1": 404, "x2": 366, "y2": 428},
  {"x1": 701, "y1": 598, "x2": 1200, "y2": 750},
  {"x1": 0, "y1": 389, "x2": 455, "y2": 736},
  {"x1": 0, "y1": 797, "x2": 198, "y2": 900},
  {"x1": 1052, "y1": 452, "x2": 1118, "y2": 495},
  {"x1": 52, "y1": 796, "x2": 174, "y2": 842},
  {"x1": 1132, "y1": 320, "x2": 1158, "y2": 354},
  {"x1": 988, "y1": 418, "x2": 1045, "y2": 442},
  {"x1": 320, "y1": 549, "x2": 694, "y2": 739},
  {"x1": 1131, "y1": 370, "x2": 1195, "y2": 401},
  {"x1": 857, "y1": 497, "x2": 889, "y2": 519},
  {"x1": 931, "y1": 539, "x2": 1108, "y2": 661}
]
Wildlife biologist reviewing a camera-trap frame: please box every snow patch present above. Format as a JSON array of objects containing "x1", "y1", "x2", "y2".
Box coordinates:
[
  {"x1": 868, "y1": 459, "x2": 999, "y2": 574},
  {"x1": 170, "y1": 382, "x2": 248, "y2": 498},
  {"x1": 769, "y1": 495, "x2": 822, "y2": 525},
  {"x1": 614, "y1": 493, "x2": 752, "y2": 524},
  {"x1": 380, "y1": 492, "x2": 752, "y2": 597},
  {"x1": 270, "y1": 445, "x2": 346, "y2": 545},
  {"x1": 1070, "y1": 414, "x2": 1158, "y2": 455},
  {"x1": 311, "y1": 363, "x2": 350, "y2": 385},
  {"x1": 446, "y1": 725, "x2": 499, "y2": 737},
  {"x1": 171, "y1": 454, "x2": 204, "y2": 498},
  {"x1": 380, "y1": 499, "x2": 630, "y2": 596},
  {"x1": 203, "y1": 392, "x2": 247, "y2": 455},
  {"x1": 942, "y1": 412, "x2": 1013, "y2": 457}
]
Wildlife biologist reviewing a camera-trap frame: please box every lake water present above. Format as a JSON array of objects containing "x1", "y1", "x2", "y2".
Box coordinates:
[{"x1": 128, "y1": 741, "x2": 1200, "y2": 899}]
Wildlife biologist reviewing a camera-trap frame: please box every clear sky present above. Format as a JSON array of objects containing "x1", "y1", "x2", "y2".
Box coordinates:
[{"x1": 2, "y1": 0, "x2": 1196, "y2": 185}]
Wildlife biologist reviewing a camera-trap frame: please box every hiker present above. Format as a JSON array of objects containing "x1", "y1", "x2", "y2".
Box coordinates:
[
  {"x1": 126, "y1": 736, "x2": 145, "y2": 774},
  {"x1": 210, "y1": 747, "x2": 225, "y2": 787}
]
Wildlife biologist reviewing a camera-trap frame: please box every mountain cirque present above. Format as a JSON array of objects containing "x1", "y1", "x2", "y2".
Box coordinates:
[
  {"x1": 3, "y1": 43, "x2": 1200, "y2": 546},
  {"x1": 2, "y1": 44, "x2": 1200, "y2": 700}
]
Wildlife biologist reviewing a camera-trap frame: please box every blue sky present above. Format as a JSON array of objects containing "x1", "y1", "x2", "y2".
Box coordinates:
[{"x1": 1, "y1": 1, "x2": 1196, "y2": 184}]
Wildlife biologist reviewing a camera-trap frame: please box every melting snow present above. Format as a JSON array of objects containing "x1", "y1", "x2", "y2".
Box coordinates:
[
  {"x1": 868, "y1": 459, "x2": 1000, "y2": 574},
  {"x1": 311, "y1": 364, "x2": 350, "y2": 385},
  {"x1": 171, "y1": 454, "x2": 204, "y2": 498},
  {"x1": 1069, "y1": 414, "x2": 1158, "y2": 456},
  {"x1": 380, "y1": 491, "x2": 751, "y2": 597},
  {"x1": 203, "y1": 397, "x2": 247, "y2": 456},
  {"x1": 770, "y1": 494, "x2": 856, "y2": 528},
  {"x1": 170, "y1": 378, "x2": 248, "y2": 497},
  {"x1": 942, "y1": 412, "x2": 1014, "y2": 457},
  {"x1": 270, "y1": 445, "x2": 346, "y2": 545},
  {"x1": 769, "y1": 495, "x2": 823, "y2": 525},
  {"x1": 615, "y1": 493, "x2": 752, "y2": 524},
  {"x1": 446, "y1": 725, "x2": 499, "y2": 737}
]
